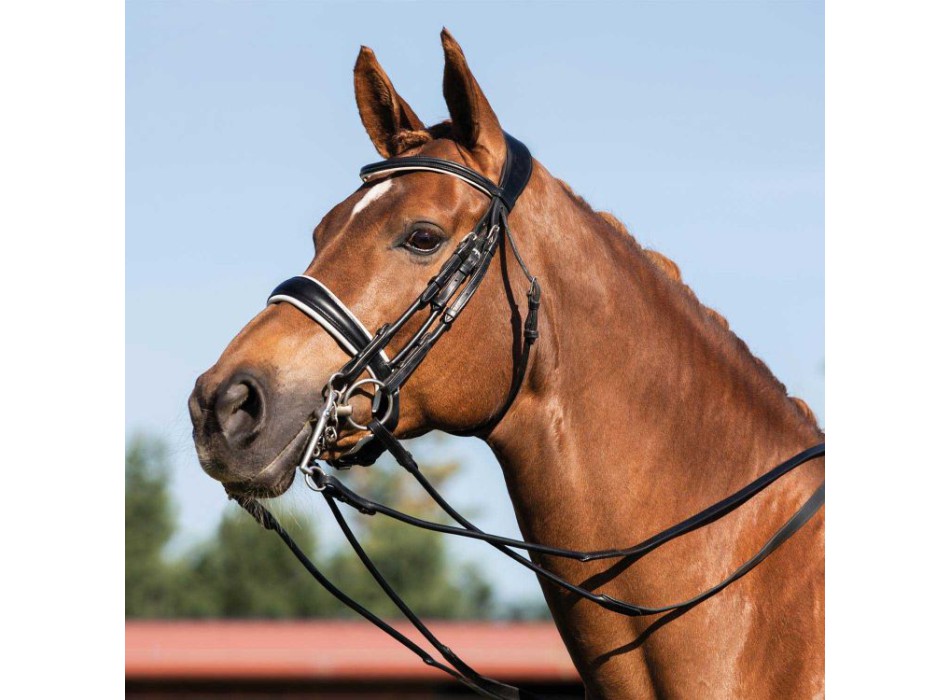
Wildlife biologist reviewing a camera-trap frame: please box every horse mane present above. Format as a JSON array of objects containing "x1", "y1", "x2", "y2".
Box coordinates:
[
  {"x1": 556, "y1": 179, "x2": 820, "y2": 429},
  {"x1": 396, "y1": 129, "x2": 819, "y2": 428}
]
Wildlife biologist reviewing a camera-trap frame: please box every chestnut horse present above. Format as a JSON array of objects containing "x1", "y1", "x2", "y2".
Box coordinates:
[{"x1": 190, "y1": 30, "x2": 824, "y2": 699}]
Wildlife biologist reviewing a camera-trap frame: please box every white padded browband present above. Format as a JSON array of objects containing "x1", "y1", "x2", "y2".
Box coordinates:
[{"x1": 362, "y1": 165, "x2": 496, "y2": 199}]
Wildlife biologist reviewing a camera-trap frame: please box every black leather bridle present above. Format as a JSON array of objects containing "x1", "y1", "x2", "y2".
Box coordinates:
[
  {"x1": 267, "y1": 133, "x2": 538, "y2": 469},
  {"x1": 239, "y1": 133, "x2": 826, "y2": 700}
]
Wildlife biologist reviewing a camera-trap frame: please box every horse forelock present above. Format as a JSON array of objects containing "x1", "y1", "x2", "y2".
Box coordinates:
[
  {"x1": 392, "y1": 129, "x2": 433, "y2": 151},
  {"x1": 389, "y1": 121, "x2": 459, "y2": 156}
]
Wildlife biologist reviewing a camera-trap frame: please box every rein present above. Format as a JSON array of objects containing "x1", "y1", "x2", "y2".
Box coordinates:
[{"x1": 238, "y1": 134, "x2": 826, "y2": 699}]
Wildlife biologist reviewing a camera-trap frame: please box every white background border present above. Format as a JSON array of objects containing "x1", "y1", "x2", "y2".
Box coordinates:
[
  {"x1": 1, "y1": 1, "x2": 124, "y2": 696},
  {"x1": 827, "y1": 0, "x2": 949, "y2": 695},
  {"x1": 2, "y1": 1, "x2": 948, "y2": 696}
]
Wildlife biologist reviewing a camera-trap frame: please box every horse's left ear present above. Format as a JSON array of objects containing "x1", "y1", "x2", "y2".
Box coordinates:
[
  {"x1": 440, "y1": 28, "x2": 506, "y2": 178},
  {"x1": 354, "y1": 46, "x2": 426, "y2": 157}
]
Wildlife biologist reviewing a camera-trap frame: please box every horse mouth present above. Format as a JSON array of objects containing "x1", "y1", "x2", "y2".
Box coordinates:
[
  {"x1": 207, "y1": 422, "x2": 312, "y2": 499},
  {"x1": 318, "y1": 428, "x2": 374, "y2": 462}
]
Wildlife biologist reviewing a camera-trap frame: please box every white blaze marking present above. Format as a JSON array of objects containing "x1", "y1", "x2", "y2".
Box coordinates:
[{"x1": 349, "y1": 179, "x2": 392, "y2": 220}]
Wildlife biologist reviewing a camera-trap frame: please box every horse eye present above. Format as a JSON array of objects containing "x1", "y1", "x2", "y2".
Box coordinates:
[{"x1": 404, "y1": 228, "x2": 443, "y2": 255}]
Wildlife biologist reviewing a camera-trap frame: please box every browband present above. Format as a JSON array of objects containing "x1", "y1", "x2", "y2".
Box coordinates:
[{"x1": 360, "y1": 133, "x2": 533, "y2": 212}]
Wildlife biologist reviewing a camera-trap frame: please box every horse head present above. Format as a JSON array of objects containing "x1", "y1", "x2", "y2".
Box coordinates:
[{"x1": 189, "y1": 30, "x2": 540, "y2": 498}]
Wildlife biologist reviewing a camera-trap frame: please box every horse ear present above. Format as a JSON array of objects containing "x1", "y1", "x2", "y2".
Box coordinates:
[
  {"x1": 354, "y1": 46, "x2": 426, "y2": 158},
  {"x1": 440, "y1": 28, "x2": 506, "y2": 176}
]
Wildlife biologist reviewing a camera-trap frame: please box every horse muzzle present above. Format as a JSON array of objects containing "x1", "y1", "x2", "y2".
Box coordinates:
[{"x1": 189, "y1": 367, "x2": 311, "y2": 496}]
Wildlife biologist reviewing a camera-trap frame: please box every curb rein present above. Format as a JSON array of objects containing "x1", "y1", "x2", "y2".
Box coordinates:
[{"x1": 238, "y1": 134, "x2": 826, "y2": 700}]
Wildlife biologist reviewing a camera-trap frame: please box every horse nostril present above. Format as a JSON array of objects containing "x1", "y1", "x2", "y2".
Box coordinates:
[{"x1": 215, "y1": 376, "x2": 266, "y2": 447}]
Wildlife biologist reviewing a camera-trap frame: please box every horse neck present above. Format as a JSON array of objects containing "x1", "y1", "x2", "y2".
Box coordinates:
[
  {"x1": 478, "y1": 165, "x2": 824, "y2": 695},
  {"x1": 487, "y1": 164, "x2": 824, "y2": 575}
]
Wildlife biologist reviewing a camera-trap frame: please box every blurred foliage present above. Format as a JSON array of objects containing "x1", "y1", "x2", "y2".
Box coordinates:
[
  {"x1": 176, "y1": 508, "x2": 332, "y2": 618},
  {"x1": 326, "y1": 462, "x2": 494, "y2": 619},
  {"x1": 125, "y1": 435, "x2": 181, "y2": 617},
  {"x1": 125, "y1": 433, "x2": 512, "y2": 620}
]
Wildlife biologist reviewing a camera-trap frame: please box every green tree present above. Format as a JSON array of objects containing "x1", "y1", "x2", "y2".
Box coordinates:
[
  {"x1": 125, "y1": 434, "x2": 179, "y2": 617},
  {"x1": 182, "y1": 505, "x2": 332, "y2": 618},
  {"x1": 326, "y1": 460, "x2": 494, "y2": 619},
  {"x1": 125, "y1": 432, "x2": 497, "y2": 619}
]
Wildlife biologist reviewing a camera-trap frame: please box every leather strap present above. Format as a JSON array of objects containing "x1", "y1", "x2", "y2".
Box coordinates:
[
  {"x1": 497, "y1": 134, "x2": 533, "y2": 212},
  {"x1": 362, "y1": 423, "x2": 826, "y2": 616},
  {"x1": 237, "y1": 499, "x2": 531, "y2": 699},
  {"x1": 331, "y1": 433, "x2": 825, "y2": 567},
  {"x1": 241, "y1": 439, "x2": 824, "y2": 696},
  {"x1": 361, "y1": 156, "x2": 501, "y2": 200},
  {"x1": 266, "y1": 275, "x2": 401, "y2": 464},
  {"x1": 271, "y1": 133, "x2": 536, "y2": 467},
  {"x1": 360, "y1": 131, "x2": 533, "y2": 213},
  {"x1": 268, "y1": 276, "x2": 391, "y2": 377}
]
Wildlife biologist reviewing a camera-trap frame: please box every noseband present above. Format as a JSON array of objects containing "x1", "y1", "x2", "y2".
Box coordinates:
[
  {"x1": 241, "y1": 133, "x2": 825, "y2": 700},
  {"x1": 267, "y1": 132, "x2": 537, "y2": 469}
]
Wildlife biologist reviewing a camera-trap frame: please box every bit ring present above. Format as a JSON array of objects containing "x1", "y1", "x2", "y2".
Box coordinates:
[
  {"x1": 303, "y1": 465, "x2": 327, "y2": 492},
  {"x1": 342, "y1": 378, "x2": 394, "y2": 431}
]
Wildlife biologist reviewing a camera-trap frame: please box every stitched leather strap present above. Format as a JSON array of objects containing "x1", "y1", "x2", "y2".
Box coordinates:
[
  {"x1": 361, "y1": 156, "x2": 501, "y2": 199},
  {"x1": 242, "y1": 439, "x2": 824, "y2": 697},
  {"x1": 237, "y1": 499, "x2": 531, "y2": 699},
  {"x1": 266, "y1": 275, "x2": 401, "y2": 462},
  {"x1": 275, "y1": 133, "x2": 536, "y2": 467},
  {"x1": 268, "y1": 276, "x2": 391, "y2": 376},
  {"x1": 363, "y1": 422, "x2": 826, "y2": 616},
  {"x1": 359, "y1": 132, "x2": 533, "y2": 213},
  {"x1": 497, "y1": 134, "x2": 533, "y2": 212}
]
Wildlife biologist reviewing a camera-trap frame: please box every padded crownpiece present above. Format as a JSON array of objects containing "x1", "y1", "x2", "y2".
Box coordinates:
[{"x1": 496, "y1": 133, "x2": 533, "y2": 211}]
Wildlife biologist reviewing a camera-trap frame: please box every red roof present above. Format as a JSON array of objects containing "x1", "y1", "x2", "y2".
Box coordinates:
[{"x1": 126, "y1": 620, "x2": 579, "y2": 682}]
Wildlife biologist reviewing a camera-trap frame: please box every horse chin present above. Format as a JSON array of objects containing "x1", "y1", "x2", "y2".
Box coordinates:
[
  {"x1": 209, "y1": 422, "x2": 312, "y2": 499},
  {"x1": 223, "y1": 466, "x2": 297, "y2": 500}
]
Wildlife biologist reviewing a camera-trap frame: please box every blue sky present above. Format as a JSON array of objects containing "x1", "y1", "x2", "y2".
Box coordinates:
[{"x1": 127, "y1": 1, "x2": 823, "y2": 606}]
